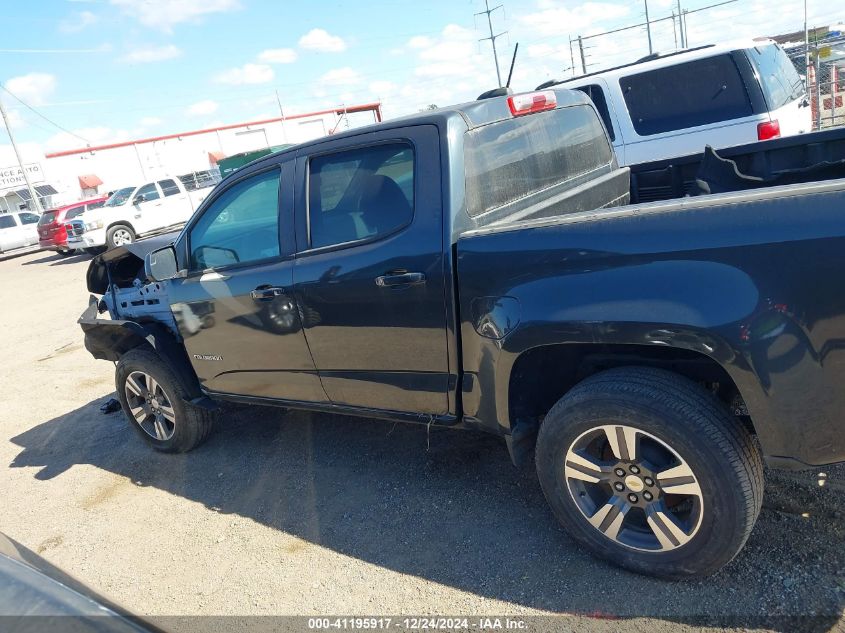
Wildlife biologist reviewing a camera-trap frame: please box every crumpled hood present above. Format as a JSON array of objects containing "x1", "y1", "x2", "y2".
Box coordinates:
[{"x1": 86, "y1": 232, "x2": 179, "y2": 294}]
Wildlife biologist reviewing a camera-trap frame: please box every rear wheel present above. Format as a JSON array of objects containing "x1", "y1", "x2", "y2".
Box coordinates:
[
  {"x1": 106, "y1": 224, "x2": 134, "y2": 249},
  {"x1": 535, "y1": 366, "x2": 763, "y2": 579},
  {"x1": 116, "y1": 348, "x2": 216, "y2": 453}
]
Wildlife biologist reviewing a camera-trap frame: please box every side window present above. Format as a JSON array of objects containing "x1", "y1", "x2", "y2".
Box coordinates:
[
  {"x1": 135, "y1": 183, "x2": 161, "y2": 202},
  {"x1": 86, "y1": 201, "x2": 105, "y2": 211},
  {"x1": 620, "y1": 55, "x2": 753, "y2": 136},
  {"x1": 158, "y1": 179, "x2": 181, "y2": 197},
  {"x1": 66, "y1": 206, "x2": 87, "y2": 220},
  {"x1": 19, "y1": 213, "x2": 40, "y2": 224},
  {"x1": 188, "y1": 169, "x2": 280, "y2": 270},
  {"x1": 0, "y1": 215, "x2": 16, "y2": 229},
  {"x1": 308, "y1": 143, "x2": 414, "y2": 249},
  {"x1": 575, "y1": 85, "x2": 615, "y2": 141}
]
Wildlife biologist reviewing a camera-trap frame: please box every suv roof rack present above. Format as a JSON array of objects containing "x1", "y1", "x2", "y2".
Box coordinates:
[{"x1": 536, "y1": 44, "x2": 716, "y2": 90}]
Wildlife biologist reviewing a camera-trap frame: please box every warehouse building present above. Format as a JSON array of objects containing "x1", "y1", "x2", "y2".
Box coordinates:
[{"x1": 2, "y1": 102, "x2": 382, "y2": 210}]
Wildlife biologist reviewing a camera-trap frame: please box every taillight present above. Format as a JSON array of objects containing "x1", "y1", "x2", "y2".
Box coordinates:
[
  {"x1": 757, "y1": 119, "x2": 780, "y2": 141},
  {"x1": 507, "y1": 90, "x2": 557, "y2": 117}
]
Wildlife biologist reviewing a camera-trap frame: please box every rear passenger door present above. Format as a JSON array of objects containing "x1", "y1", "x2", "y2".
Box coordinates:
[
  {"x1": 292, "y1": 126, "x2": 450, "y2": 414},
  {"x1": 157, "y1": 178, "x2": 192, "y2": 226}
]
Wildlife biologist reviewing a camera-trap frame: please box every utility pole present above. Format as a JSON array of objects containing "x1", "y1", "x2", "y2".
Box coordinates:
[
  {"x1": 578, "y1": 36, "x2": 587, "y2": 74},
  {"x1": 671, "y1": 11, "x2": 678, "y2": 48},
  {"x1": 643, "y1": 0, "x2": 653, "y2": 55},
  {"x1": 275, "y1": 89, "x2": 288, "y2": 143},
  {"x1": 682, "y1": 9, "x2": 689, "y2": 46},
  {"x1": 0, "y1": 93, "x2": 41, "y2": 213},
  {"x1": 569, "y1": 38, "x2": 576, "y2": 77},
  {"x1": 803, "y1": 0, "x2": 810, "y2": 78},
  {"x1": 476, "y1": 0, "x2": 507, "y2": 86},
  {"x1": 676, "y1": 0, "x2": 686, "y2": 48}
]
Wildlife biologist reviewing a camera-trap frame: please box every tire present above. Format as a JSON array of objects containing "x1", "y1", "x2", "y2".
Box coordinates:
[
  {"x1": 535, "y1": 366, "x2": 764, "y2": 579},
  {"x1": 58, "y1": 249, "x2": 74, "y2": 257},
  {"x1": 106, "y1": 224, "x2": 135, "y2": 249},
  {"x1": 115, "y1": 347, "x2": 216, "y2": 453}
]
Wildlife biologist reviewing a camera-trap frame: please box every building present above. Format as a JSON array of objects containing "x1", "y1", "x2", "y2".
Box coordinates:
[{"x1": 0, "y1": 101, "x2": 382, "y2": 212}]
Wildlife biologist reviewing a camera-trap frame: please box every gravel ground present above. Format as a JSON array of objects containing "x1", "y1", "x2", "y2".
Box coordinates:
[{"x1": 0, "y1": 250, "x2": 844, "y2": 633}]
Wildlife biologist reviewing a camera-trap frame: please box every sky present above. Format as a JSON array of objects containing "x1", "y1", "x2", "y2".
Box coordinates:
[{"x1": 0, "y1": 0, "x2": 842, "y2": 164}]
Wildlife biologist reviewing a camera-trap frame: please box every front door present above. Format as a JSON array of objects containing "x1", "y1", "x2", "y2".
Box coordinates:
[
  {"x1": 168, "y1": 162, "x2": 326, "y2": 402},
  {"x1": 131, "y1": 182, "x2": 164, "y2": 234},
  {"x1": 292, "y1": 126, "x2": 449, "y2": 414}
]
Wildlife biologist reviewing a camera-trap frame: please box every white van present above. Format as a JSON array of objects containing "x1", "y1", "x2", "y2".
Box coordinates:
[{"x1": 545, "y1": 40, "x2": 812, "y2": 166}]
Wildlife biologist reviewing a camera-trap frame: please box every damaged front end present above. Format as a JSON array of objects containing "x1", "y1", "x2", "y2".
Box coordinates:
[
  {"x1": 77, "y1": 234, "x2": 212, "y2": 405},
  {"x1": 84, "y1": 233, "x2": 180, "y2": 336}
]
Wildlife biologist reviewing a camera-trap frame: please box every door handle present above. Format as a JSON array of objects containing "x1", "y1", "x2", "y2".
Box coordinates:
[
  {"x1": 251, "y1": 286, "x2": 286, "y2": 301},
  {"x1": 375, "y1": 271, "x2": 426, "y2": 287}
]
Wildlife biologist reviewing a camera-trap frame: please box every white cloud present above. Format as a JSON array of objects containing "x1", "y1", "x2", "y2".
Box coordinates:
[
  {"x1": 140, "y1": 116, "x2": 162, "y2": 126},
  {"x1": 299, "y1": 28, "x2": 347, "y2": 53},
  {"x1": 214, "y1": 63, "x2": 274, "y2": 85},
  {"x1": 59, "y1": 10, "x2": 98, "y2": 33},
  {"x1": 407, "y1": 35, "x2": 433, "y2": 49},
  {"x1": 519, "y1": 1, "x2": 631, "y2": 38},
  {"x1": 369, "y1": 80, "x2": 397, "y2": 96},
  {"x1": 319, "y1": 67, "x2": 361, "y2": 86},
  {"x1": 109, "y1": 0, "x2": 240, "y2": 32},
  {"x1": 257, "y1": 48, "x2": 298, "y2": 64},
  {"x1": 5, "y1": 73, "x2": 56, "y2": 106},
  {"x1": 44, "y1": 126, "x2": 134, "y2": 153},
  {"x1": 120, "y1": 44, "x2": 182, "y2": 63},
  {"x1": 186, "y1": 100, "x2": 219, "y2": 116}
]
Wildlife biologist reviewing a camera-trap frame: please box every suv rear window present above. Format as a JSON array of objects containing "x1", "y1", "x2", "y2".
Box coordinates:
[
  {"x1": 620, "y1": 54, "x2": 752, "y2": 136},
  {"x1": 0, "y1": 215, "x2": 16, "y2": 229},
  {"x1": 464, "y1": 104, "x2": 613, "y2": 218},
  {"x1": 38, "y1": 211, "x2": 59, "y2": 226},
  {"x1": 748, "y1": 43, "x2": 805, "y2": 109}
]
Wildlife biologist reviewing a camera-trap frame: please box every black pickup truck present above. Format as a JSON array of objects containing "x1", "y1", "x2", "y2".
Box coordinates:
[{"x1": 79, "y1": 88, "x2": 845, "y2": 579}]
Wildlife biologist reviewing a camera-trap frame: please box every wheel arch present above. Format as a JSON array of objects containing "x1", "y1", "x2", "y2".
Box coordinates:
[
  {"x1": 79, "y1": 303, "x2": 208, "y2": 404},
  {"x1": 502, "y1": 337, "x2": 773, "y2": 464}
]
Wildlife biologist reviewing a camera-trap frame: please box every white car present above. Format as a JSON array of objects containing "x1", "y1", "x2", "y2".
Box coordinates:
[
  {"x1": 0, "y1": 211, "x2": 41, "y2": 254},
  {"x1": 67, "y1": 176, "x2": 213, "y2": 251},
  {"x1": 545, "y1": 39, "x2": 812, "y2": 166}
]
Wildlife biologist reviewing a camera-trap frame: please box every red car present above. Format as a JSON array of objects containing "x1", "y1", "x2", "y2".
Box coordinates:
[{"x1": 37, "y1": 196, "x2": 107, "y2": 255}]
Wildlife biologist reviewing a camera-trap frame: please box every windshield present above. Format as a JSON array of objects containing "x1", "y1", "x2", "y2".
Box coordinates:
[{"x1": 104, "y1": 187, "x2": 136, "y2": 207}]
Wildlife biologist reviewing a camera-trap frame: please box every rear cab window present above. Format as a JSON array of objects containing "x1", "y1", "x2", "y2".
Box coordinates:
[
  {"x1": 620, "y1": 54, "x2": 753, "y2": 136},
  {"x1": 308, "y1": 143, "x2": 414, "y2": 249},
  {"x1": 464, "y1": 104, "x2": 614, "y2": 218},
  {"x1": 748, "y1": 43, "x2": 805, "y2": 109}
]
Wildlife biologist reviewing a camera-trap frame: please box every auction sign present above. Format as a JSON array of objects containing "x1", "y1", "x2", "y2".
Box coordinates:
[{"x1": 0, "y1": 163, "x2": 45, "y2": 189}]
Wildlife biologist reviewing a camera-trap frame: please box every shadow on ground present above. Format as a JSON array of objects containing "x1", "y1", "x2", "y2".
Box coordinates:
[
  {"x1": 9, "y1": 399, "x2": 845, "y2": 631},
  {"x1": 20, "y1": 251, "x2": 92, "y2": 266}
]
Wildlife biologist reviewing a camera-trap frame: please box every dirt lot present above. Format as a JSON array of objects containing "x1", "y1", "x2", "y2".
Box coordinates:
[{"x1": 1, "y1": 249, "x2": 844, "y2": 632}]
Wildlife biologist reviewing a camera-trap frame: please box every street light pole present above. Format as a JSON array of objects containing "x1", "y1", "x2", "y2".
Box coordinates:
[
  {"x1": 0, "y1": 93, "x2": 42, "y2": 213},
  {"x1": 644, "y1": 0, "x2": 653, "y2": 54}
]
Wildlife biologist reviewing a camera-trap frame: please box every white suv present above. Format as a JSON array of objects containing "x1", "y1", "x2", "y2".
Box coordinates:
[{"x1": 543, "y1": 40, "x2": 811, "y2": 166}]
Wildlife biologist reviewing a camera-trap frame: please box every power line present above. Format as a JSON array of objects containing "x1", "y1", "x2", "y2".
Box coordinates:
[{"x1": 0, "y1": 85, "x2": 88, "y2": 145}]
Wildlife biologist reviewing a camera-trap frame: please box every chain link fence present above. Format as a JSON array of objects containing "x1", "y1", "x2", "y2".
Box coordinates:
[{"x1": 786, "y1": 34, "x2": 845, "y2": 130}]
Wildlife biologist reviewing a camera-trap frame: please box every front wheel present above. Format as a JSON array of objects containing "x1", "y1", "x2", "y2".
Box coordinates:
[
  {"x1": 106, "y1": 224, "x2": 135, "y2": 249},
  {"x1": 535, "y1": 367, "x2": 763, "y2": 579},
  {"x1": 116, "y1": 348, "x2": 216, "y2": 452}
]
